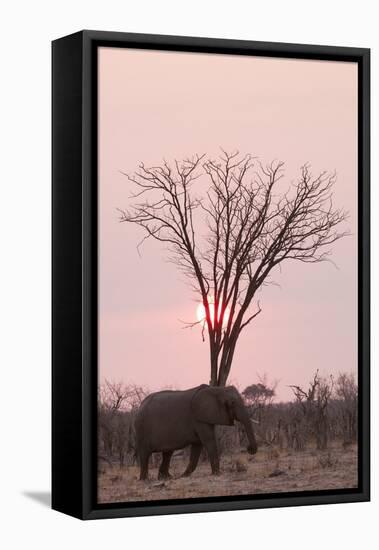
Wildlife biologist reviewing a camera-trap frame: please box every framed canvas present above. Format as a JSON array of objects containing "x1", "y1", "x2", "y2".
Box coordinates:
[{"x1": 52, "y1": 30, "x2": 370, "y2": 520}]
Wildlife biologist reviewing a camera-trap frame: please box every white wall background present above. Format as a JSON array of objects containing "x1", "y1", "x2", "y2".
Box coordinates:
[{"x1": 0, "y1": 1, "x2": 376, "y2": 548}]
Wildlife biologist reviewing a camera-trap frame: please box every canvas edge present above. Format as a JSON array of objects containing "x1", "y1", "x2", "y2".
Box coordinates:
[{"x1": 52, "y1": 31, "x2": 85, "y2": 519}]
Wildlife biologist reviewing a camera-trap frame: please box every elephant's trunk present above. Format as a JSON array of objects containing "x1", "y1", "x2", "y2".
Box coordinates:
[{"x1": 237, "y1": 405, "x2": 258, "y2": 455}]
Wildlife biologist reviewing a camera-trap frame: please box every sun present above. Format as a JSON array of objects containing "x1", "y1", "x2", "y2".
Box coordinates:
[{"x1": 196, "y1": 298, "x2": 230, "y2": 329}]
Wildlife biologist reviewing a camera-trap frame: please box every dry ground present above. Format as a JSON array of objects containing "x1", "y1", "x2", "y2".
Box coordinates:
[{"x1": 98, "y1": 442, "x2": 358, "y2": 504}]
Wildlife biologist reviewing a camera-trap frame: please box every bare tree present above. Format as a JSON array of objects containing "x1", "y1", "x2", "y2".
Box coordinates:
[
  {"x1": 98, "y1": 381, "x2": 148, "y2": 466},
  {"x1": 314, "y1": 375, "x2": 334, "y2": 450},
  {"x1": 99, "y1": 380, "x2": 131, "y2": 413},
  {"x1": 289, "y1": 370, "x2": 334, "y2": 450},
  {"x1": 98, "y1": 381, "x2": 130, "y2": 459},
  {"x1": 335, "y1": 372, "x2": 358, "y2": 443},
  {"x1": 120, "y1": 151, "x2": 348, "y2": 386}
]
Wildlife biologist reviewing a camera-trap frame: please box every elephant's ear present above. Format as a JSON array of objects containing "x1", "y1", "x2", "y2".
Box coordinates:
[{"x1": 192, "y1": 387, "x2": 234, "y2": 426}]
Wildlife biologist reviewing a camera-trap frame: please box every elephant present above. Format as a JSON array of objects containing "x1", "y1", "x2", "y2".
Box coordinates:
[{"x1": 135, "y1": 383, "x2": 258, "y2": 480}]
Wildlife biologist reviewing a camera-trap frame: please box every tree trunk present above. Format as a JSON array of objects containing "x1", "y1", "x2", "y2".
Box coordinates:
[
  {"x1": 217, "y1": 339, "x2": 237, "y2": 387},
  {"x1": 210, "y1": 348, "x2": 218, "y2": 386}
]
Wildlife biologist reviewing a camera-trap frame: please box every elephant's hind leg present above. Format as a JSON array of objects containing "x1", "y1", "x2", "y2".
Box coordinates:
[
  {"x1": 158, "y1": 451, "x2": 174, "y2": 480},
  {"x1": 182, "y1": 443, "x2": 202, "y2": 477}
]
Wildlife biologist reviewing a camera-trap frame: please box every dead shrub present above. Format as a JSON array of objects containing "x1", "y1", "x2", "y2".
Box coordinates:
[
  {"x1": 228, "y1": 458, "x2": 248, "y2": 473},
  {"x1": 318, "y1": 452, "x2": 339, "y2": 469}
]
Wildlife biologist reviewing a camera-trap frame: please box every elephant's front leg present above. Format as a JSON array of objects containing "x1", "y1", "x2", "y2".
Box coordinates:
[
  {"x1": 196, "y1": 425, "x2": 220, "y2": 475},
  {"x1": 158, "y1": 451, "x2": 174, "y2": 480},
  {"x1": 139, "y1": 450, "x2": 150, "y2": 480},
  {"x1": 182, "y1": 443, "x2": 202, "y2": 477}
]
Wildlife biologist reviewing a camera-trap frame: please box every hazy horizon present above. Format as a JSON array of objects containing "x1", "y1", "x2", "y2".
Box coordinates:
[{"x1": 98, "y1": 47, "x2": 358, "y2": 401}]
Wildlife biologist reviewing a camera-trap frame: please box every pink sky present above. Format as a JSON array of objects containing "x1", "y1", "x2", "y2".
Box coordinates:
[{"x1": 98, "y1": 47, "x2": 358, "y2": 401}]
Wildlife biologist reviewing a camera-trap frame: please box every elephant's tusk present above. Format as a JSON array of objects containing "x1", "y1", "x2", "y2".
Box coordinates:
[{"x1": 250, "y1": 418, "x2": 260, "y2": 425}]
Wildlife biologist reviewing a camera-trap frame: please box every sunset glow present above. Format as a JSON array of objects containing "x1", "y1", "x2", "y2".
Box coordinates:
[
  {"x1": 99, "y1": 46, "x2": 358, "y2": 403},
  {"x1": 196, "y1": 299, "x2": 230, "y2": 329}
]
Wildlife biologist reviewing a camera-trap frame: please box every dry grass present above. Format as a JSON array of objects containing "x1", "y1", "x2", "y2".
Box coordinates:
[{"x1": 97, "y1": 442, "x2": 358, "y2": 504}]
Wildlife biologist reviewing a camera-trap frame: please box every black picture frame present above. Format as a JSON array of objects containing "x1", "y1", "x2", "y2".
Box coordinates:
[{"x1": 52, "y1": 30, "x2": 370, "y2": 520}]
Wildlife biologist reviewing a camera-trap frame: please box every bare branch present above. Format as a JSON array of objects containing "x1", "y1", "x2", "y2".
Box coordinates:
[{"x1": 120, "y1": 152, "x2": 349, "y2": 386}]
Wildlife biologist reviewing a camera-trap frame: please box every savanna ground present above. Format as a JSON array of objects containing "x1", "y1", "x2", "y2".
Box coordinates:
[{"x1": 98, "y1": 441, "x2": 357, "y2": 503}]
